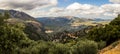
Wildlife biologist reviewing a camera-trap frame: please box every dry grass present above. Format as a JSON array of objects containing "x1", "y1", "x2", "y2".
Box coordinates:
[
  {"x1": 99, "y1": 40, "x2": 120, "y2": 54},
  {"x1": 71, "y1": 21, "x2": 110, "y2": 27}
]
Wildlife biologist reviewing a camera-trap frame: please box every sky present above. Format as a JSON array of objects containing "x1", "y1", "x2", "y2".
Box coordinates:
[
  {"x1": 0, "y1": 0, "x2": 120, "y2": 19},
  {"x1": 58, "y1": 0, "x2": 110, "y2": 7}
]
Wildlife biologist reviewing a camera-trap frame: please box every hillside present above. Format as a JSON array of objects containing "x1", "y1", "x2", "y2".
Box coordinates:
[
  {"x1": 99, "y1": 40, "x2": 120, "y2": 54},
  {"x1": 86, "y1": 14, "x2": 120, "y2": 54},
  {"x1": 0, "y1": 9, "x2": 36, "y2": 20},
  {"x1": 99, "y1": 15, "x2": 120, "y2": 54},
  {"x1": 0, "y1": 9, "x2": 119, "y2": 54},
  {"x1": 0, "y1": 9, "x2": 47, "y2": 40}
]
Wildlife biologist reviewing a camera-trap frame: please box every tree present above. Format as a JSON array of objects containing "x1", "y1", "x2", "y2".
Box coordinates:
[
  {"x1": 0, "y1": 12, "x2": 29, "y2": 54},
  {"x1": 0, "y1": 11, "x2": 10, "y2": 25},
  {"x1": 110, "y1": 14, "x2": 120, "y2": 26},
  {"x1": 87, "y1": 14, "x2": 120, "y2": 45},
  {"x1": 71, "y1": 39, "x2": 98, "y2": 54}
]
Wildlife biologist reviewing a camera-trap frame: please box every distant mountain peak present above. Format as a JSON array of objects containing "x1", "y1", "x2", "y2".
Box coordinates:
[
  {"x1": 0, "y1": 9, "x2": 46, "y2": 40},
  {"x1": 0, "y1": 9, "x2": 35, "y2": 21}
]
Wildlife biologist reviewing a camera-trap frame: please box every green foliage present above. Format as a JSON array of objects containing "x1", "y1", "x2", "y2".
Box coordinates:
[
  {"x1": 0, "y1": 12, "x2": 99, "y2": 54},
  {"x1": 71, "y1": 39, "x2": 98, "y2": 54},
  {"x1": 97, "y1": 41, "x2": 106, "y2": 49},
  {"x1": 49, "y1": 43, "x2": 70, "y2": 54},
  {"x1": 0, "y1": 11, "x2": 10, "y2": 25},
  {"x1": 16, "y1": 40, "x2": 49, "y2": 54},
  {"x1": 110, "y1": 14, "x2": 120, "y2": 26},
  {"x1": 24, "y1": 23, "x2": 47, "y2": 41},
  {"x1": 111, "y1": 41, "x2": 119, "y2": 47},
  {"x1": 87, "y1": 14, "x2": 120, "y2": 45},
  {"x1": 4, "y1": 11, "x2": 10, "y2": 19},
  {"x1": 14, "y1": 39, "x2": 98, "y2": 54},
  {"x1": 0, "y1": 12, "x2": 30, "y2": 54},
  {"x1": 0, "y1": 24, "x2": 29, "y2": 54}
]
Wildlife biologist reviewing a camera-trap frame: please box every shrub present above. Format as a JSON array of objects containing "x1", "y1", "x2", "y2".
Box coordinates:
[
  {"x1": 49, "y1": 43, "x2": 70, "y2": 54},
  {"x1": 97, "y1": 41, "x2": 106, "y2": 49},
  {"x1": 71, "y1": 39, "x2": 98, "y2": 54}
]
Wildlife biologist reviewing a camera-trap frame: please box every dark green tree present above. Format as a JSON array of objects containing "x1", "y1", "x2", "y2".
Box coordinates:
[
  {"x1": 0, "y1": 12, "x2": 29, "y2": 54},
  {"x1": 87, "y1": 14, "x2": 120, "y2": 45},
  {"x1": 71, "y1": 39, "x2": 98, "y2": 54},
  {"x1": 0, "y1": 11, "x2": 10, "y2": 25}
]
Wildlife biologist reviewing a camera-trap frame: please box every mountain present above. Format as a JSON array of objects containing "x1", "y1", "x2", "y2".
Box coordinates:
[
  {"x1": 36, "y1": 16, "x2": 108, "y2": 33},
  {"x1": 0, "y1": 9, "x2": 47, "y2": 40},
  {"x1": 37, "y1": 17, "x2": 87, "y2": 33},
  {"x1": 0, "y1": 9, "x2": 36, "y2": 20}
]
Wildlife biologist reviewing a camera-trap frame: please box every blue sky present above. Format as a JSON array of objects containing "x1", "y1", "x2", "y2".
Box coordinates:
[
  {"x1": 0, "y1": 0, "x2": 119, "y2": 19},
  {"x1": 58, "y1": 0, "x2": 111, "y2": 7}
]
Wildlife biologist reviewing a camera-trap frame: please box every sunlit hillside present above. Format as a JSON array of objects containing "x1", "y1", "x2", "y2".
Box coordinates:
[
  {"x1": 71, "y1": 21, "x2": 110, "y2": 26},
  {"x1": 100, "y1": 40, "x2": 120, "y2": 54}
]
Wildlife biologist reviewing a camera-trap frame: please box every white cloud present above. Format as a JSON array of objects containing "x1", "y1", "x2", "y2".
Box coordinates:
[
  {"x1": 0, "y1": 0, "x2": 119, "y2": 19},
  {"x1": 66, "y1": 2, "x2": 96, "y2": 10},
  {"x1": 38, "y1": 2, "x2": 119, "y2": 19},
  {"x1": 62, "y1": 2, "x2": 108, "y2": 18},
  {"x1": 49, "y1": 7, "x2": 64, "y2": 12},
  {"x1": 101, "y1": 4, "x2": 120, "y2": 14},
  {"x1": 109, "y1": 0, "x2": 120, "y2": 3},
  {"x1": 0, "y1": 0, "x2": 59, "y2": 17},
  {"x1": 0, "y1": 0, "x2": 58, "y2": 10}
]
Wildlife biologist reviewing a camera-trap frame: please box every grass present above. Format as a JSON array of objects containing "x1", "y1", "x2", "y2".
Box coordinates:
[
  {"x1": 99, "y1": 40, "x2": 120, "y2": 54},
  {"x1": 71, "y1": 21, "x2": 110, "y2": 26}
]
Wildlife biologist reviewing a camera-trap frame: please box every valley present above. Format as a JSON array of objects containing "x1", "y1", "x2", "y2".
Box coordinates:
[
  {"x1": 0, "y1": 0, "x2": 120, "y2": 54},
  {"x1": 37, "y1": 17, "x2": 110, "y2": 34},
  {"x1": 0, "y1": 9, "x2": 120, "y2": 54}
]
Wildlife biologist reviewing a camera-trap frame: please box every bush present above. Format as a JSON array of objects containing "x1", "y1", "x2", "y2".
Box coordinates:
[
  {"x1": 49, "y1": 43, "x2": 70, "y2": 54},
  {"x1": 71, "y1": 39, "x2": 98, "y2": 54},
  {"x1": 16, "y1": 40, "x2": 49, "y2": 54},
  {"x1": 97, "y1": 41, "x2": 106, "y2": 49}
]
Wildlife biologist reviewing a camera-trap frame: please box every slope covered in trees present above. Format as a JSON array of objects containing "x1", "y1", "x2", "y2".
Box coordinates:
[
  {"x1": 0, "y1": 12, "x2": 30, "y2": 53},
  {"x1": 87, "y1": 14, "x2": 120, "y2": 45},
  {"x1": 0, "y1": 9, "x2": 47, "y2": 41}
]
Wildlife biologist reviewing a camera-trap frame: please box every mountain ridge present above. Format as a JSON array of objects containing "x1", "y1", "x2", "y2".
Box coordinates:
[
  {"x1": 0, "y1": 9, "x2": 47, "y2": 40},
  {"x1": 37, "y1": 16, "x2": 109, "y2": 33}
]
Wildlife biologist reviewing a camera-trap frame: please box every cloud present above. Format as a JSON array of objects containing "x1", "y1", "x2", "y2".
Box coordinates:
[
  {"x1": 0, "y1": 0, "x2": 119, "y2": 19},
  {"x1": 66, "y1": 2, "x2": 96, "y2": 10},
  {"x1": 36, "y1": 2, "x2": 119, "y2": 19},
  {"x1": 45, "y1": 3, "x2": 107, "y2": 18},
  {"x1": 49, "y1": 7, "x2": 64, "y2": 12},
  {"x1": 0, "y1": 0, "x2": 58, "y2": 10},
  {"x1": 109, "y1": 0, "x2": 120, "y2": 3},
  {"x1": 101, "y1": 4, "x2": 120, "y2": 14}
]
